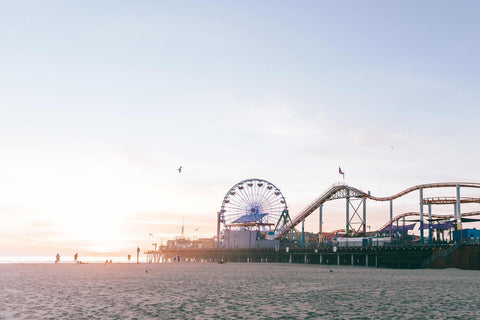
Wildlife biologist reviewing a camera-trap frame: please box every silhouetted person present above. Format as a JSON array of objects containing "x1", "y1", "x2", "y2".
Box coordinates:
[
  {"x1": 55, "y1": 253, "x2": 60, "y2": 263},
  {"x1": 74, "y1": 253, "x2": 78, "y2": 263}
]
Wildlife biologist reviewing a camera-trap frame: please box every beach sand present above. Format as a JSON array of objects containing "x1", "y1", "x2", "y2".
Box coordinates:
[
  {"x1": 2, "y1": 262, "x2": 296, "y2": 319},
  {"x1": 2, "y1": 263, "x2": 480, "y2": 319}
]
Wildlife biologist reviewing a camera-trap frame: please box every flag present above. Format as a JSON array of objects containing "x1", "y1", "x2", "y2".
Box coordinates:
[{"x1": 338, "y1": 167, "x2": 344, "y2": 175}]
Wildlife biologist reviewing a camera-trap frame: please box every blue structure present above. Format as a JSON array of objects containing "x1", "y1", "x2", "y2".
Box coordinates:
[{"x1": 452, "y1": 228, "x2": 480, "y2": 242}]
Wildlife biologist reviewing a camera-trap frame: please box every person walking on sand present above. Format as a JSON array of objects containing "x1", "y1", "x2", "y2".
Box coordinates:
[
  {"x1": 55, "y1": 253, "x2": 60, "y2": 263},
  {"x1": 74, "y1": 253, "x2": 78, "y2": 263}
]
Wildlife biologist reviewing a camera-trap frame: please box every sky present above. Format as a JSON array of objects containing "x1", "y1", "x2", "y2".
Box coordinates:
[{"x1": 1, "y1": 1, "x2": 480, "y2": 258}]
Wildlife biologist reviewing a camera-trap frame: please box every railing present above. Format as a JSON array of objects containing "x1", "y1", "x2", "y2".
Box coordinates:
[{"x1": 421, "y1": 243, "x2": 460, "y2": 268}]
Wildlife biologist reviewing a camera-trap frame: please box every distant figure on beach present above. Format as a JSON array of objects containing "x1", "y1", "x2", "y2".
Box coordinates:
[
  {"x1": 178, "y1": 165, "x2": 182, "y2": 173},
  {"x1": 109, "y1": 259, "x2": 112, "y2": 264},
  {"x1": 55, "y1": 253, "x2": 60, "y2": 263},
  {"x1": 105, "y1": 260, "x2": 108, "y2": 266},
  {"x1": 74, "y1": 253, "x2": 78, "y2": 263}
]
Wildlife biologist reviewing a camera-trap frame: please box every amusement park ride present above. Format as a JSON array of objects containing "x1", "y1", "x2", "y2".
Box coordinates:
[
  {"x1": 217, "y1": 178, "x2": 291, "y2": 248},
  {"x1": 217, "y1": 179, "x2": 480, "y2": 248}
]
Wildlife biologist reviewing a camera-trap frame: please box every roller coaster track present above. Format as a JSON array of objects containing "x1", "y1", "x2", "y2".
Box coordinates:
[
  {"x1": 275, "y1": 182, "x2": 480, "y2": 239},
  {"x1": 376, "y1": 210, "x2": 480, "y2": 232}
]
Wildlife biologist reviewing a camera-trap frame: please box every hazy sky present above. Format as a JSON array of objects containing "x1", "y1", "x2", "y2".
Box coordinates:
[{"x1": 1, "y1": 1, "x2": 480, "y2": 257}]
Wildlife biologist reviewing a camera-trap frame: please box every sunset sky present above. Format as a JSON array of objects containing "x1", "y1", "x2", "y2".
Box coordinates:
[{"x1": 1, "y1": 1, "x2": 480, "y2": 259}]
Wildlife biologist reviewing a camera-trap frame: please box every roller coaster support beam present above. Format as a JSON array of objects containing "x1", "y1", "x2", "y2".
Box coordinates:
[
  {"x1": 319, "y1": 205, "x2": 323, "y2": 243},
  {"x1": 456, "y1": 184, "x2": 462, "y2": 231},
  {"x1": 454, "y1": 203, "x2": 457, "y2": 225},
  {"x1": 363, "y1": 198, "x2": 366, "y2": 234},
  {"x1": 428, "y1": 203, "x2": 432, "y2": 244},
  {"x1": 346, "y1": 189, "x2": 350, "y2": 235},
  {"x1": 420, "y1": 188, "x2": 424, "y2": 244},
  {"x1": 390, "y1": 200, "x2": 393, "y2": 240},
  {"x1": 301, "y1": 220, "x2": 305, "y2": 248},
  {"x1": 346, "y1": 196, "x2": 366, "y2": 236}
]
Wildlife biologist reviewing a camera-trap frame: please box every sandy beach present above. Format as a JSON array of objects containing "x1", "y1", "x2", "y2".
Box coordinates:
[{"x1": 2, "y1": 263, "x2": 480, "y2": 319}]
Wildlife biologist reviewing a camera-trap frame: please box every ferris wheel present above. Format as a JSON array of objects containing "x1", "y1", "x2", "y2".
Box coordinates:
[{"x1": 219, "y1": 178, "x2": 288, "y2": 232}]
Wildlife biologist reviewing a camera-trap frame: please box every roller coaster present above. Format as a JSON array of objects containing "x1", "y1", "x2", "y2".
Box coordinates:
[{"x1": 274, "y1": 182, "x2": 480, "y2": 244}]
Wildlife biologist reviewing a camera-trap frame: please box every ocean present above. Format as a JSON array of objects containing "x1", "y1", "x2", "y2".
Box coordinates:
[{"x1": 1, "y1": 263, "x2": 479, "y2": 319}]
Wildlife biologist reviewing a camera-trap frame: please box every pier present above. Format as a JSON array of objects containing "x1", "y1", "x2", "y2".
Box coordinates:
[
  {"x1": 147, "y1": 180, "x2": 480, "y2": 269},
  {"x1": 146, "y1": 241, "x2": 480, "y2": 269}
]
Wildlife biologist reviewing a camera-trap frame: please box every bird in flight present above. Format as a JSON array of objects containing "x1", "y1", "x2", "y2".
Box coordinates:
[
  {"x1": 149, "y1": 233, "x2": 154, "y2": 237},
  {"x1": 178, "y1": 165, "x2": 182, "y2": 173}
]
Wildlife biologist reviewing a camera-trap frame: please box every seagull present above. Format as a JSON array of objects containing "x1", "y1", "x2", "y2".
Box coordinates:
[
  {"x1": 390, "y1": 146, "x2": 394, "y2": 149},
  {"x1": 329, "y1": 269, "x2": 333, "y2": 273},
  {"x1": 145, "y1": 270, "x2": 149, "y2": 273},
  {"x1": 178, "y1": 165, "x2": 182, "y2": 173},
  {"x1": 195, "y1": 227, "x2": 199, "y2": 232},
  {"x1": 149, "y1": 233, "x2": 154, "y2": 237}
]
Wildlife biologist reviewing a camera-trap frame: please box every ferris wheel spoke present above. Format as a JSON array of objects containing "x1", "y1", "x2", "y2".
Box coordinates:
[
  {"x1": 262, "y1": 198, "x2": 280, "y2": 212},
  {"x1": 257, "y1": 180, "x2": 270, "y2": 203},
  {"x1": 224, "y1": 205, "x2": 249, "y2": 212},
  {"x1": 244, "y1": 182, "x2": 255, "y2": 208},
  {"x1": 223, "y1": 198, "x2": 245, "y2": 209},
  {"x1": 224, "y1": 208, "x2": 247, "y2": 217},
  {"x1": 255, "y1": 183, "x2": 266, "y2": 208},
  {"x1": 230, "y1": 191, "x2": 249, "y2": 207},
  {"x1": 224, "y1": 203, "x2": 247, "y2": 211},
  {"x1": 260, "y1": 185, "x2": 268, "y2": 205},
  {"x1": 252, "y1": 181, "x2": 262, "y2": 207},
  {"x1": 243, "y1": 187, "x2": 256, "y2": 208},
  {"x1": 237, "y1": 187, "x2": 253, "y2": 208},
  {"x1": 235, "y1": 194, "x2": 254, "y2": 209},
  {"x1": 226, "y1": 206, "x2": 249, "y2": 216},
  {"x1": 263, "y1": 188, "x2": 280, "y2": 204},
  {"x1": 231, "y1": 182, "x2": 251, "y2": 206},
  {"x1": 226, "y1": 208, "x2": 247, "y2": 216},
  {"x1": 250, "y1": 180, "x2": 260, "y2": 205},
  {"x1": 227, "y1": 214, "x2": 249, "y2": 222},
  {"x1": 225, "y1": 210, "x2": 248, "y2": 220},
  {"x1": 262, "y1": 191, "x2": 278, "y2": 206},
  {"x1": 223, "y1": 204, "x2": 246, "y2": 213},
  {"x1": 228, "y1": 197, "x2": 249, "y2": 209},
  {"x1": 226, "y1": 204, "x2": 245, "y2": 213},
  {"x1": 231, "y1": 186, "x2": 247, "y2": 205}
]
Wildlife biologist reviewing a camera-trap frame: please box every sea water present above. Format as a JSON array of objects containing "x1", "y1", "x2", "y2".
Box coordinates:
[{"x1": 1, "y1": 263, "x2": 479, "y2": 319}]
